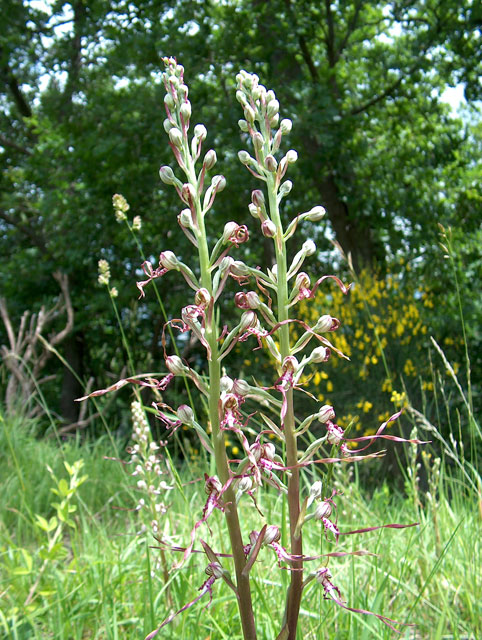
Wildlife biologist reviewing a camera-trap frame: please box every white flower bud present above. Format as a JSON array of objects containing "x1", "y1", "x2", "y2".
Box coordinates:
[
  {"x1": 285, "y1": 149, "x2": 298, "y2": 164},
  {"x1": 267, "y1": 99, "x2": 279, "y2": 119},
  {"x1": 180, "y1": 101, "x2": 191, "y2": 121},
  {"x1": 159, "y1": 165, "x2": 176, "y2": 185},
  {"x1": 223, "y1": 221, "x2": 239, "y2": 243},
  {"x1": 203, "y1": 149, "x2": 217, "y2": 170},
  {"x1": 246, "y1": 291, "x2": 261, "y2": 308},
  {"x1": 212, "y1": 175, "x2": 226, "y2": 192},
  {"x1": 233, "y1": 379, "x2": 251, "y2": 396},
  {"x1": 193, "y1": 124, "x2": 207, "y2": 141},
  {"x1": 280, "y1": 118, "x2": 292, "y2": 134},
  {"x1": 177, "y1": 404, "x2": 194, "y2": 425},
  {"x1": 165, "y1": 355, "x2": 186, "y2": 375},
  {"x1": 164, "y1": 94, "x2": 175, "y2": 110},
  {"x1": 239, "y1": 310, "x2": 258, "y2": 331},
  {"x1": 220, "y1": 375, "x2": 234, "y2": 393},
  {"x1": 238, "y1": 150, "x2": 251, "y2": 165},
  {"x1": 279, "y1": 180, "x2": 292, "y2": 196},
  {"x1": 252, "y1": 132, "x2": 264, "y2": 152},
  {"x1": 231, "y1": 260, "x2": 250, "y2": 277},
  {"x1": 238, "y1": 119, "x2": 249, "y2": 132},
  {"x1": 310, "y1": 346, "x2": 330, "y2": 363},
  {"x1": 132, "y1": 216, "x2": 141, "y2": 231},
  {"x1": 237, "y1": 476, "x2": 253, "y2": 493},
  {"x1": 236, "y1": 90, "x2": 247, "y2": 105},
  {"x1": 244, "y1": 105, "x2": 255, "y2": 124},
  {"x1": 194, "y1": 287, "x2": 211, "y2": 307},
  {"x1": 313, "y1": 315, "x2": 337, "y2": 332},
  {"x1": 269, "y1": 114, "x2": 279, "y2": 128},
  {"x1": 306, "y1": 206, "x2": 326, "y2": 221},
  {"x1": 159, "y1": 251, "x2": 180, "y2": 270},
  {"x1": 168, "y1": 127, "x2": 183, "y2": 148},
  {"x1": 179, "y1": 208, "x2": 193, "y2": 228},
  {"x1": 317, "y1": 405, "x2": 335, "y2": 423},
  {"x1": 302, "y1": 239, "x2": 316, "y2": 256},
  {"x1": 248, "y1": 203, "x2": 260, "y2": 218},
  {"x1": 309, "y1": 480, "x2": 323, "y2": 501}
]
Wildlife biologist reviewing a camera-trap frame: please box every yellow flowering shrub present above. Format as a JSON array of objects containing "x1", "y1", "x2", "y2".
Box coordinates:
[{"x1": 294, "y1": 267, "x2": 441, "y2": 437}]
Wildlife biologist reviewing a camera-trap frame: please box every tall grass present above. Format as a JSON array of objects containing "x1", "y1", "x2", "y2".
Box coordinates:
[{"x1": 1, "y1": 405, "x2": 479, "y2": 639}]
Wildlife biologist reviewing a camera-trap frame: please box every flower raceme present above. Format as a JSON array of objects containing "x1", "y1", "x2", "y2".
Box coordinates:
[{"x1": 79, "y1": 58, "x2": 426, "y2": 640}]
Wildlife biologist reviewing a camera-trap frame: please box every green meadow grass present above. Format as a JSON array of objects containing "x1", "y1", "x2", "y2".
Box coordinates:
[{"x1": 0, "y1": 409, "x2": 479, "y2": 640}]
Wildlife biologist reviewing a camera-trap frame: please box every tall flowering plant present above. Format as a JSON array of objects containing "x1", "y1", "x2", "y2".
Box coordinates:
[{"x1": 81, "y1": 59, "x2": 425, "y2": 639}]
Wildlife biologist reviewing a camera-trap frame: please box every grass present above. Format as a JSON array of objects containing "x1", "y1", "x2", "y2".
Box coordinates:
[{"x1": 0, "y1": 408, "x2": 480, "y2": 640}]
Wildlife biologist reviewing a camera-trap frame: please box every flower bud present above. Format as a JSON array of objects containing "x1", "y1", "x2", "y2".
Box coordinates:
[
  {"x1": 212, "y1": 175, "x2": 226, "y2": 192},
  {"x1": 252, "y1": 132, "x2": 264, "y2": 152},
  {"x1": 262, "y1": 220, "x2": 277, "y2": 238},
  {"x1": 269, "y1": 114, "x2": 279, "y2": 128},
  {"x1": 248, "y1": 203, "x2": 260, "y2": 218},
  {"x1": 264, "y1": 525, "x2": 281, "y2": 545},
  {"x1": 231, "y1": 260, "x2": 250, "y2": 277},
  {"x1": 223, "y1": 221, "x2": 239, "y2": 243},
  {"x1": 178, "y1": 208, "x2": 193, "y2": 228},
  {"x1": 265, "y1": 154, "x2": 278, "y2": 172},
  {"x1": 246, "y1": 291, "x2": 261, "y2": 308},
  {"x1": 159, "y1": 165, "x2": 176, "y2": 185},
  {"x1": 309, "y1": 480, "x2": 323, "y2": 501},
  {"x1": 244, "y1": 105, "x2": 255, "y2": 124},
  {"x1": 317, "y1": 405, "x2": 335, "y2": 423},
  {"x1": 302, "y1": 239, "x2": 316, "y2": 256},
  {"x1": 266, "y1": 99, "x2": 279, "y2": 119},
  {"x1": 159, "y1": 250, "x2": 180, "y2": 270},
  {"x1": 168, "y1": 127, "x2": 183, "y2": 148},
  {"x1": 238, "y1": 119, "x2": 249, "y2": 132},
  {"x1": 314, "y1": 501, "x2": 332, "y2": 520},
  {"x1": 178, "y1": 83, "x2": 188, "y2": 98},
  {"x1": 266, "y1": 89, "x2": 275, "y2": 102},
  {"x1": 194, "y1": 288, "x2": 211, "y2": 307},
  {"x1": 180, "y1": 101, "x2": 191, "y2": 121},
  {"x1": 285, "y1": 149, "x2": 298, "y2": 164},
  {"x1": 252, "y1": 189, "x2": 265, "y2": 207},
  {"x1": 306, "y1": 206, "x2": 326, "y2": 221},
  {"x1": 238, "y1": 150, "x2": 251, "y2": 165},
  {"x1": 313, "y1": 315, "x2": 339, "y2": 332},
  {"x1": 280, "y1": 118, "x2": 292, "y2": 134},
  {"x1": 264, "y1": 442, "x2": 276, "y2": 460},
  {"x1": 193, "y1": 124, "x2": 207, "y2": 141},
  {"x1": 165, "y1": 355, "x2": 186, "y2": 375},
  {"x1": 236, "y1": 90, "x2": 247, "y2": 105},
  {"x1": 310, "y1": 346, "x2": 330, "y2": 363},
  {"x1": 164, "y1": 93, "x2": 175, "y2": 110},
  {"x1": 203, "y1": 149, "x2": 217, "y2": 170},
  {"x1": 177, "y1": 404, "x2": 194, "y2": 425},
  {"x1": 219, "y1": 256, "x2": 234, "y2": 276},
  {"x1": 205, "y1": 562, "x2": 224, "y2": 579},
  {"x1": 279, "y1": 180, "x2": 292, "y2": 197},
  {"x1": 220, "y1": 375, "x2": 234, "y2": 393},
  {"x1": 132, "y1": 215, "x2": 142, "y2": 231},
  {"x1": 233, "y1": 378, "x2": 251, "y2": 396},
  {"x1": 239, "y1": 310, "x2": 258, "y2": 331},
  {"x1": 181, "y1": 182, "x2": 196, "y2": 204}
]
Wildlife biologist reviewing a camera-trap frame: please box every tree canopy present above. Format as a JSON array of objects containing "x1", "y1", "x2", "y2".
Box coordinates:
[{"x1": 1, "y1": 0, "x2": 480, "y2": 427}]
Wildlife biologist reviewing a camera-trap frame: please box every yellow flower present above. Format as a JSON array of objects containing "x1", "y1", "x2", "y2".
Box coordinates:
[{"x1": 326, "y1": 380, "x2": 333, "y2": 393}]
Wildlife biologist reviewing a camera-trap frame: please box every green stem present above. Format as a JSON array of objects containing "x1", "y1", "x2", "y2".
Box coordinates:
[
  {"x1": 190, "y1": 160, "x2": 257, "y2": 640},
  {"x1": 267, "y1": 176, "x2": 302, "y2": 639}
]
